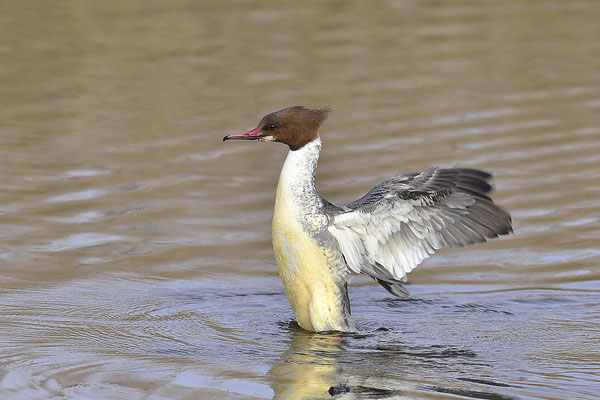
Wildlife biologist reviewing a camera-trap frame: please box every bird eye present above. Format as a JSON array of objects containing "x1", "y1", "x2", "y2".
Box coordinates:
[{"x1": 265, "y1": 124, "x2": 276, "y2": 131}]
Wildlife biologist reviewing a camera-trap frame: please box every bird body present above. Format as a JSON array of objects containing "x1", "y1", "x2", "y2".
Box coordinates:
[
  {"x1": 272, "y1": 138, "x2": 354, "y2": 332},
  {"x1": 224, "y1": 106, "x2": 512, "y2": 332}
]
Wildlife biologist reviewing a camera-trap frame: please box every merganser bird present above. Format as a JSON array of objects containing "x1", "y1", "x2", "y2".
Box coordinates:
[{"x1": 223, "y1": 106, "x2": 512, "y2": 332}]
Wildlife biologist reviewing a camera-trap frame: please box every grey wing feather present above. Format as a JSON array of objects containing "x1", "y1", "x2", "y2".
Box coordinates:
[{"x1": 327, "y1": 167, "x2": 512, "y2": 296}]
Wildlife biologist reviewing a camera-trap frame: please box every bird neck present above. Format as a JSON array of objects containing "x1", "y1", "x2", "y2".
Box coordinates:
[
  {"x1": 277, "y1": 138, "x2": 325, "y2": 224},
  {"x1": 281, "y1": 137, "x2": 321, "y2": 188}
]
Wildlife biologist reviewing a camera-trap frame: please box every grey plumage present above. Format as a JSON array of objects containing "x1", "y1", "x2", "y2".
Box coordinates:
[{"x1": 326, "y1": 167, "x2": 512, "y2": 295}]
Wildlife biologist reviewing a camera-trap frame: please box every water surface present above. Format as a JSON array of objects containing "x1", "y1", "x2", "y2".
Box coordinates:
[{"x1": 1, "y1": 1, "x2": 599, "y2": 399}]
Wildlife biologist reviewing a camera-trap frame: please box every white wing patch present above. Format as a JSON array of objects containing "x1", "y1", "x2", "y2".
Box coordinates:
[{"x1": 328, "y1": 191, "x2": 477, "y2": 281}]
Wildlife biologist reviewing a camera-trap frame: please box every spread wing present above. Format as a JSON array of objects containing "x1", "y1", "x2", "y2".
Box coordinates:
[{"x1": 327, "y1": 168, "x2": 512, "y2": 295}]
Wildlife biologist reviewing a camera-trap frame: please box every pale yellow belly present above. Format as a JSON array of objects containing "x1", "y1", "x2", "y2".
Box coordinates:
[{"x1": 272, "y1": 209, "x2": 351, "y2": 332}]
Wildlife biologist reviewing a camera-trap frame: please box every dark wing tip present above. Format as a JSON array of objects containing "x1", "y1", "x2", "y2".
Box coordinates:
[
  {"x1": 375, "y1": 278, "x2": 409, "y2": 298},
  {"x1": 407, "y1": 167, "x2": 513, "y2": 247},
  {"x1": 455, "y1": 168, "x2": 494, "y2": 195}
]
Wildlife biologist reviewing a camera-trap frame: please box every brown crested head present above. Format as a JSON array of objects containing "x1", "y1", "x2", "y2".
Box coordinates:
[{"x1": 223, "y1": 106, "x2": 330, "y2": 151}]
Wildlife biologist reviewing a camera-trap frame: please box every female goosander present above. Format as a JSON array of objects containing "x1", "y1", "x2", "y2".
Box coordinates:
[{"x1": 223, "y1": 106, "x2": 512, "y2": 332}]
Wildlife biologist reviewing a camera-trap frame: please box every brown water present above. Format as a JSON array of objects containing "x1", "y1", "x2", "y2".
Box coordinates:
[{"x1": 1, "y1": 1, "x2": 599, "y2": 399}]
